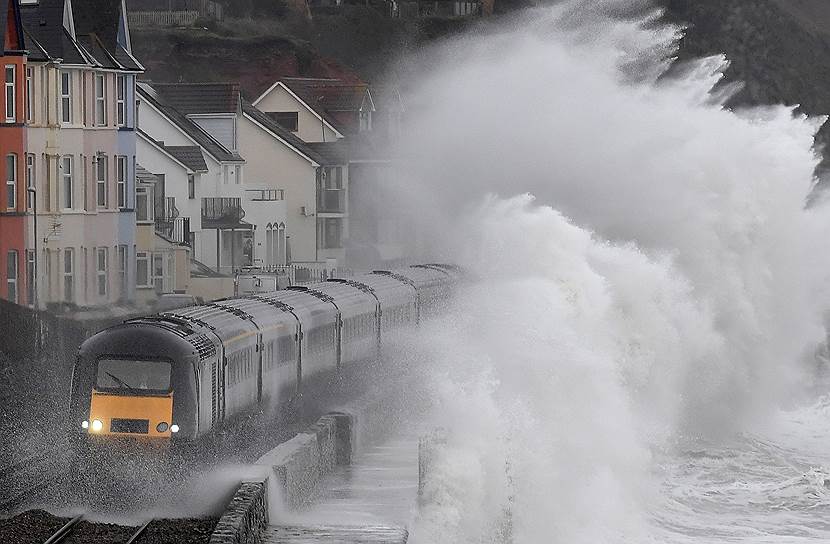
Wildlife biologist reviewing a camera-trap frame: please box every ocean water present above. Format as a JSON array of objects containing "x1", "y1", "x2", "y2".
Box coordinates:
[{"x1": 383, "y1": 1, "x2": 830, "y2": 542}]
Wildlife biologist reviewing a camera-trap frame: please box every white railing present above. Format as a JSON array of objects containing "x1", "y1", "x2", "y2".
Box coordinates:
[{"x1": 128, "y1": 10, "x2": 199, "y2": 27}]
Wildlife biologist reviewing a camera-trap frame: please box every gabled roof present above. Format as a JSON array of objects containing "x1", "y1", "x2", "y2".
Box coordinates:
[
  {"x1": 152, "y1": 82, "x2": 241, "y2": 115},
  {"x1": 20, "y1": 0, "x2": 143, "y2": 70},
  {"x1": 1, "y1": 0, "x2": 26, "y2": 53},
  {"x1": 370, "y1": 85, "x2": 404, "y2": 113},
  {"x1": 307, "y1": 134, "x2": 393, "y2": 164},
  {"x1": 137, "y1": 81, "x2": 244, "y2": 164},
  {"x1": 20, "y1": 0, "x2": 88, "y2": 64},
  {"x1": 165, "y1": 146, "x2": 208, "y2": 172},
  {"x1": 73, "y1": 0, "x2": 142, "y2": 71},
  {"x1": 281, "y1": 77, "x2": 375, "y2": 112},
  {"x1": 241, "y1": 100, "x2": 323, "y2": 165}
]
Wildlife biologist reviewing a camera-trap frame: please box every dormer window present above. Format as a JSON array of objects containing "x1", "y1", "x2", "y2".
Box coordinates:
[{"x1": 359, "y1": 109, "x2": 372, "y2": 132}]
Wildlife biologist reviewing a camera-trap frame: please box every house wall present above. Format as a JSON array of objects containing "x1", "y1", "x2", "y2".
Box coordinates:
[
  {"x1": 238, "y1": 113, "x2": 318, "y2": 263},
  {"x1": 25, "y1": 62, "x2": 136, "y2": 308},
  {"x1": 0, "y1": 51, "x2": 27, "y2": 305},
  {"x1": 255, "y1": 85, "x2": 339, "y2": 143}
]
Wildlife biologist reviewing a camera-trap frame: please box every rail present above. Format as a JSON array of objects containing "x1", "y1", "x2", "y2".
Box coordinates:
[
  {"x1": 126, "y1": 519, "x2": 153, "y2": 544},
  {"x1": 43, "y1": 514, "x2": 83, "y2": 544}
]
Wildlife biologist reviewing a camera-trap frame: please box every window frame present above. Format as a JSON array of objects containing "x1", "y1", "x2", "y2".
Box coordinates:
[
  {"x1": 135, "y1": 185, "x2": 152, "y2": 222},
  {"x1": 96, "y1": 155, "x2": 107, "y2": 208},
  {"x1": 63, "y1": 247, "x2": 74, "y2": 303},
  {"x1": 96, "y1": 247, "x2": 108, "y2": 297},
  {"x1": 25, "y1": 153, "x2": 34, "y2": 210},
  {"x1": 6, "y1": 250, "x2": 18, "y2": 304},
  {"x1": 5, "y1": 65, "x2": 15, "y2": 123},
  {"x1": 94, "y1": 73, "x2": 107, "y2": 127},
  {"x1": 116, "y1": 155, "x2": 127, "y2": 208},
  {"x1": 116, "y1": 74, "x2": 126, "y2": 127},
  {"x1": 136, "y1": 251, "x2": 151, "y2": 287},
  {"x1": 61, "y1": 155, "x2": 73, "y2": 209},
  {"x1": 60, "y1": 70, "x2": 72, "y2": 124},
  {"x1": 6, "y1": 153, "x2": 16, "y2": 210},
  {"x1": 25, "y1": 66, "x2": 32, "y2": 123}
]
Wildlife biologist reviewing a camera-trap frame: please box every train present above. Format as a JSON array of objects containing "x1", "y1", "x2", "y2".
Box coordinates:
[{"x1": 68, "y1": 264, "x2": 461, "y2": 444}]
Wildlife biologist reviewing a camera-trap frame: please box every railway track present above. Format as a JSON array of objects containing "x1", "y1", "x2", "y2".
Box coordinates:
[{"x1": 41, "y1": 515, "x2": 154, "y2": 544}]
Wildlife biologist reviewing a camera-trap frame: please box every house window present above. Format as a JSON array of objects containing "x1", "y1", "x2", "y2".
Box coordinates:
[
  {"x1": 5, "y1": 65, "x2": 15, "y2": 123},
  {"x1": 136, "y1": 251, "x2": 151, "y2": 287},
  {"x1": 25, "y1": 154, "x2": 34, "y2": 209},
  {"x1": 60, "y1": 71, "x2": 72, "y2": 124},
  {"x1": 26, "y1": 250, "x2": 34, "y2": 305},
  {"x1": 6, "y1": 153, "x2": 16, "y2": 210},
  {"x1": 82, "y1": 73, "x2": 87, "y2": 125},
  {"x1": 116, "y1": 155, "x2": 127, "y2": 208},
  {"x1": 61, "y1": 155, "x2": 73, "y2": 209},
  {"x1": 317, "y1": 217, "x2": 342, "y2": 249},
  {"x1": 63, "y1": 247, "x2": 74, "y2": 303},
  {"x1": 94, "y1": 73, "x2": 107, "y2": 126},
  {"x1": 188, "y1": 174, "x2": 195, "y2": 199},
  {"x1": 6, "y1": 250, "x2": 18, "y2": 303},
  {"x1": 82, "y1": 247, "x2": 88, "y2": 300},
  {"x1": 153, "y1": 253, "x2": 165, "y2": 293},
  {"x1": 96, "y1": 155, "x2": 107, "y2": 208},
  {"x1": 135, "y1": 186, "x2": 152, "y2": 222},
  {"x1": 116, "y1": 74, "x2": 126, "y2": 126},
  {"x1": 96, "y1": 247, "x2": 108, "y2": 297},
  {"x1": 359, "y1": 109, "x2": 372, "y2": 132},
  {"x1": 118, "y1": 245, "x2": 127, "y2": 297},
  {"x1": 25, "y1": 67, "x2": 32, "y2": 123},
  {"x1": 270, "y1": 112, "x2": 298, "y2": 132}
]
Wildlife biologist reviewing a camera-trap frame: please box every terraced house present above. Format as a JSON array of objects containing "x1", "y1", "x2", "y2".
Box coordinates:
[
  {"x1": 21, "y1": 0, "x2": 142, "y2": 308},
  {"x1": 0, "y1": 0, "x2": 27, "y2": 306}
]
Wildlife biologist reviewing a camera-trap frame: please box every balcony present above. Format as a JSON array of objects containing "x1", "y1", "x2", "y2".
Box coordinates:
[
  {"x1": 317, "y1": 189, "x2": 345, "y2": 214},
  {"x1": 155, "y1": 216, "x2": 191, "y2": 246},
  {"x1": 246, "y1": 189, "x2": 285, "y2": 201},
  {"x1": 202, "y1": 197, "x2": 247, "y2": 229}
]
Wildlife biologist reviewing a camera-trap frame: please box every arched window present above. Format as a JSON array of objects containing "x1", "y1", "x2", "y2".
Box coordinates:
[{"x1": 278, "y1": 223, "x2": 286, "y2": 266}]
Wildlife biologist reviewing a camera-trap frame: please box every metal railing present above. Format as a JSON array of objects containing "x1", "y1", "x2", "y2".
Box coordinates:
[
  {"x1": 246, "y1": 189, "x2": 285, "y2": 201},
  {"x1": 201, "y1": 197, "x2": 244, "y2": 225},
  {"x1": 155, "y1": 216, "x2": 191, "y2": 246}
]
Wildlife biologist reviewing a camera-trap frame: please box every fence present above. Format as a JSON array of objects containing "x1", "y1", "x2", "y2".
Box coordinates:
[
  {"x1": 127, "y1": 0, "x2": 223, "y2": 27},
  {"x1": 128, "y1": 10, "x2": 200, "y2": 27}
]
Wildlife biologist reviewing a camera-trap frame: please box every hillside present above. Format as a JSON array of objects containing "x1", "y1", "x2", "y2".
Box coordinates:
[{"x1": 131, "y1": 8, "x2": 475, "y2": 98}]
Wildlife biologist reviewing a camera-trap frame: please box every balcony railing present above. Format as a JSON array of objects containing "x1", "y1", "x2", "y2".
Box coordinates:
[
  {"x1": 317, "y1": 189, "x2": 345, "y2": 213},
  {"x1": 202, "y1": 197, "x2": 245, "y2": 228},
  {"x1": 155, "y1": 216, "x2": 191, "y2": 246},
  {"x1": 246, "y1": 189, "x2": 285, "y2": 201}
]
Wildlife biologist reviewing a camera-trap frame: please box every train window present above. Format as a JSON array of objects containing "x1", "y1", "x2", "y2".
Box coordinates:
[{"x1": 97, "y1": 359, "x2": 171, "y2": 392}]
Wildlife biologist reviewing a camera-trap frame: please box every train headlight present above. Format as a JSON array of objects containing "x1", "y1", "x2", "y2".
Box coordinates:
[
  {"x1": 170, "y1": 424, "x2": 179, "y2": 434},
  {"x1": 91, "y1": 419, "x2": 103, "y2": 432},
  {"x1": 156, "y1": 422, "x2": 169, "y2": 433},
  {"x1": 81, "y1": 420, "x2": 89, "y2": 429}
]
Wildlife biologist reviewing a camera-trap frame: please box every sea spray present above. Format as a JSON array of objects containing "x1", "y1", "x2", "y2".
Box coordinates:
[{"x1": 391, "y1": 2, "x2": 830, "y2": 542}]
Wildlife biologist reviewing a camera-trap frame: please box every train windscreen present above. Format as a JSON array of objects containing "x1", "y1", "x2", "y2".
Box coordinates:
[{"x1": 96, "y1": 359, "x2": 172, "y2": 392}]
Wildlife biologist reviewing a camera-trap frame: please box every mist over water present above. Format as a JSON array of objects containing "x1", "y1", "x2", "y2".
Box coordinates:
[{"x1": 388, "y1": 1, "x2": 830, "y2": 542}]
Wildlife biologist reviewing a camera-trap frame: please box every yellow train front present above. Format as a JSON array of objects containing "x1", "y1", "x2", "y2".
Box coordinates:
[{"x1": 69, "y1": 319, "x2": 201, "y2": 445}]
